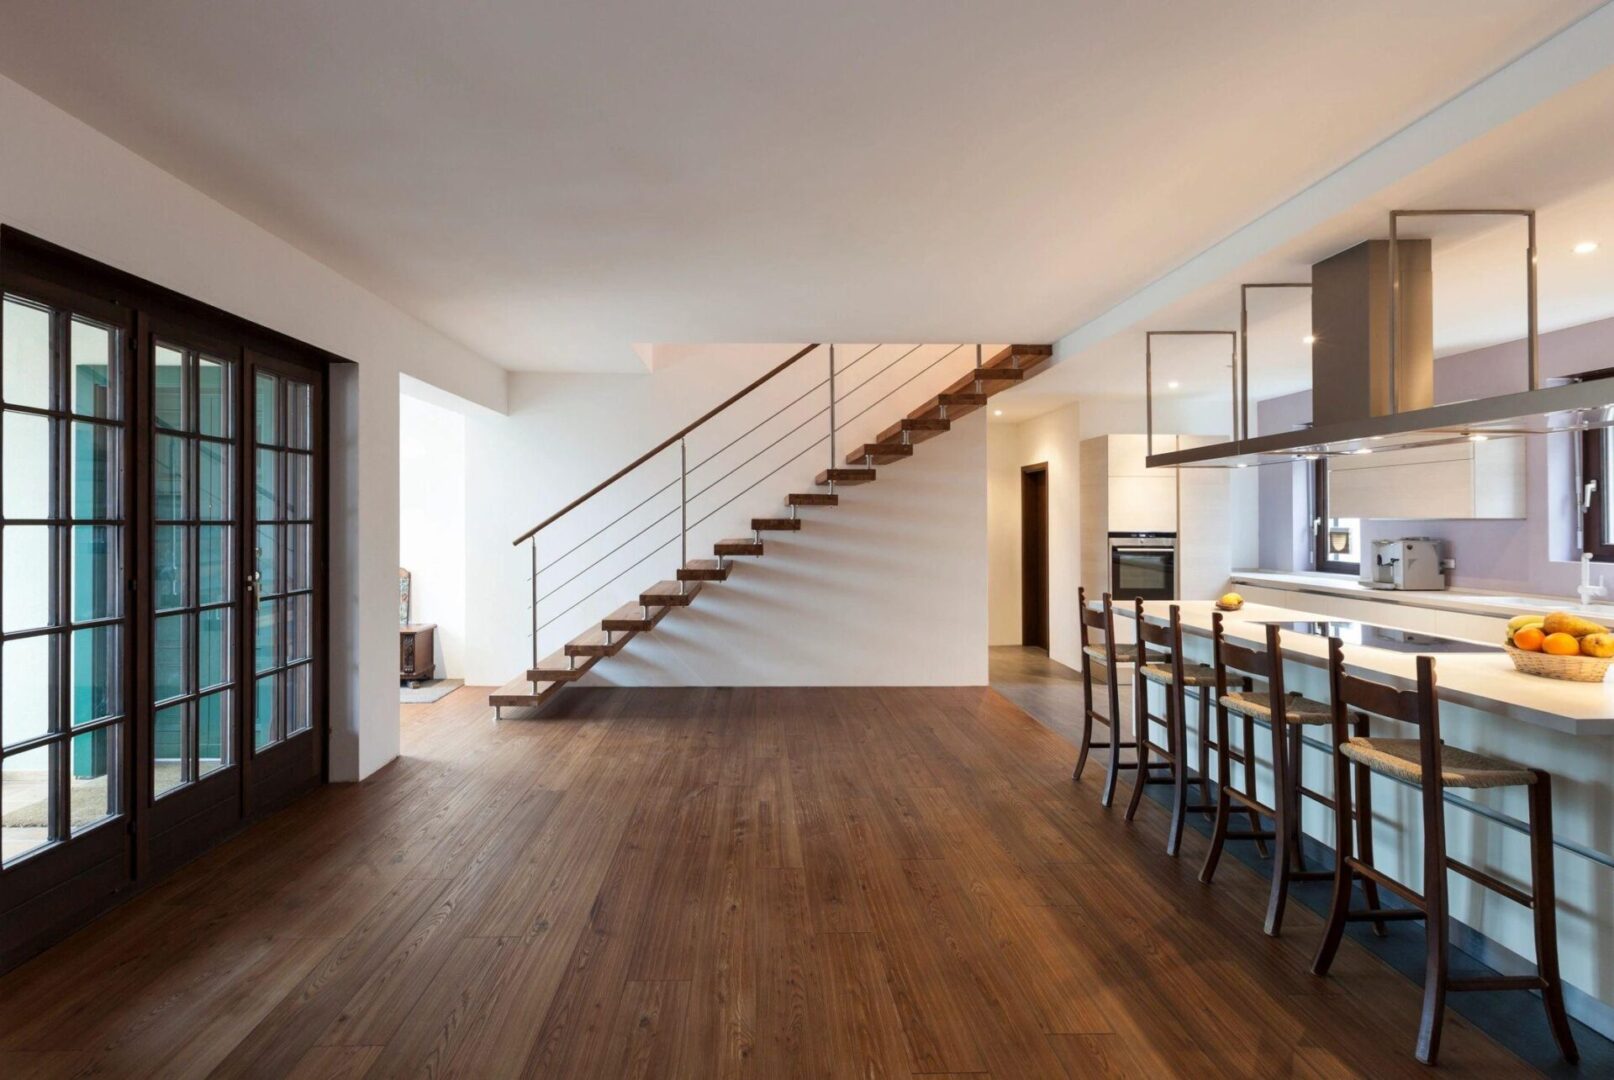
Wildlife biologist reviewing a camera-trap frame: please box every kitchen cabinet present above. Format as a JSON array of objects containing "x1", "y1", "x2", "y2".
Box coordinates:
[{"x1": 1328, "y1": 438, "x2": 1524, "y2": 520}]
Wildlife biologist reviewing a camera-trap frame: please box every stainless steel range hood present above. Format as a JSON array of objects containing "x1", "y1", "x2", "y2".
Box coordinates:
[{"x1": 1145, "y1": 209, "x2": 1614, "y2": 468}]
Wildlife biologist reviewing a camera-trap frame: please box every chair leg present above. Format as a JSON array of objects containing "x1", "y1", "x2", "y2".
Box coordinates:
[
  {"x1": 1196, "y1": 687, "x2": 1212, "y2": 813},
  {"x1": 1100, "y1": 665, "x2": 1128, "y2": 808},
  {"x1": 1263, "y1": 716, "x2": 1294, "y2": 936},
  {"x1": 1242, "y1": 710, "x2": 1267, "y2": 858},
  {"x1": 1528, "y1": 774, "x2": 1580, "y2": 1064},
  {"x1": 1415, "y1": 799, "x2": 1450, "y2": 1066},
  {"x1": 1073, "y1": 668, "x2": 1095, "y2": 781},
  {"x1": 1311, "y1": 739, "x2": 1355, "y2": 977},
  {"x1": 1165, "y1": 684, "x2": 1188, "y2": 857},
  {"x1": 1352, "y1": 758, "x2": 1389, "y2": 937},
  {"x1": 1199, "y1": 704, "x2": 1234, "y2": 884},
  {"x1": 1124, "y1": 685, "x2": 1153, "y2": 823},
  {"x1": 1286, "y1": 724, "x2": 1307, "y2": 873}
]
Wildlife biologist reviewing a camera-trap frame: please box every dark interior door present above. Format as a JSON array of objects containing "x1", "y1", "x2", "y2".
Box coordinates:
[{"x1": 1021, "y1": 464, "x2": 1049, "y2": 651}]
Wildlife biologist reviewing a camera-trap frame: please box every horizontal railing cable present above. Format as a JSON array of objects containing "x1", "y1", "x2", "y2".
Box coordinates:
[
  {"x1": 531, "y1": 345, "x2": 889, "y2": 577},
  {"x1": 530, "y1": 342, "x2": 968, "y2": 633}
]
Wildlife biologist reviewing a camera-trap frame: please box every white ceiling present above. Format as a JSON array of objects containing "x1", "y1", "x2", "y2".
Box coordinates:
[
  {"x1": 1002, "y1": 57, "x2": 1614, "y2": 420},
  {"x1": 0, "y1": 1, "x2": 1599, "y2": 373}
]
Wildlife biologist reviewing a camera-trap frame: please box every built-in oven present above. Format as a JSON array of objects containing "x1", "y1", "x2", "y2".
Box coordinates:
[{"x1": 1109, "y1": 532, "x2": 1176, "y2": 601}]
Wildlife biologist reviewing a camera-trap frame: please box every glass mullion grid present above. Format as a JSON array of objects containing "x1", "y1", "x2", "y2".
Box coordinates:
[
  {"x1": 153, "y1": 345, "x2": 236, "y2": 793},
  {"x1": 254, "y1": 377, "x2": 314, "y2": 745},
  {"x1": 1, "y1": 297, "x2": 127, "y2": 863}
]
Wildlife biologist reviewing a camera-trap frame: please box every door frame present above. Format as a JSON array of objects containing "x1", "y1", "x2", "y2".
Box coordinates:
[{"x1": 1020, "y1": 462, "x2": 1050, "y2": 651}]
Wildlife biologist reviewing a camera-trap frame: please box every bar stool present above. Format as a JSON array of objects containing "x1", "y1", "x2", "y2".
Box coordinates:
[
  {"x1": 1199, "y1": 614, "x2": 1343, "y2": 937},
  {"x1": 1311, "y1": 641, "x2": 1578, "y2": 1066},
  {"x1": 1074, "y1": 588, "x2": 1151, "y2": 807},
  {"x1": 1124, "y1": 601, "x2": 1217, "y2": 856}
]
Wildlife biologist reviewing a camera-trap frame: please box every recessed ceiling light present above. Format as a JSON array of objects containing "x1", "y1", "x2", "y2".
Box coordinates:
[
  {"x1": 1468, "y1": 433, "x2": 1489, "y2": 442},
  {"x1": 1303, "y1": 334, "x2": 1317, "y2": 345},
  {"x1": 1573, "y1": 241, "x2": 1599, "y2": 255},
  {"x1": 1167, "y1": 380, "x2": 1180, "y2": 389},
  {"x1": 1352, "y1": 447, "x2": 1373, "y2": 455},
  {"x1": 1236, "y1": 463, "x2": 1249, "y2": 469},
  {"x1": 993, "y1": 409, "x2": 1003, "y2": 417},
  {"x1": 1300, "y1": 453, "x2": 1320, "y2": 460}
]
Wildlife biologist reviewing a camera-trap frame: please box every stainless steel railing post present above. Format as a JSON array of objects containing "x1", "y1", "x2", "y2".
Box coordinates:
[
  {"x1": 827, "y1": 344, "x2": 838, "y2": 492},
  {"x1": 679, "y1": 437, "x2": 688, "y2": 594},
  {"x1": 530, "y1": 537, "x2": 539, "y2": 670}
]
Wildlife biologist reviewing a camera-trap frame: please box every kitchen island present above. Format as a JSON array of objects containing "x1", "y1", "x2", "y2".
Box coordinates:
[{"x1": 1095, "y1": 597, "x2": 1614, "y2": 1039}]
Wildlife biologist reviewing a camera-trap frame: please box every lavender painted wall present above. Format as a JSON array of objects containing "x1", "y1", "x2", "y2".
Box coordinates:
[{"x1": 1255, "y1": 316, "x2": 1614, "y2": 597}]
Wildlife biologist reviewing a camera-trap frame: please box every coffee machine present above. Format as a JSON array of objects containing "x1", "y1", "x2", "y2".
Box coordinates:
[{"x1": 1361, "y1": 537, "x2": 1446, "y2": 591}]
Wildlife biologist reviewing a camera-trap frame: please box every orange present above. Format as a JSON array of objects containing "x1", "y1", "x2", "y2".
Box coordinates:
[
  {"x1": 1512, "y1": 626, "x2": 1544, "y2": 652},
  {"x1": 1542, "y1": 632, "x2": 1581, "y2": 656}
]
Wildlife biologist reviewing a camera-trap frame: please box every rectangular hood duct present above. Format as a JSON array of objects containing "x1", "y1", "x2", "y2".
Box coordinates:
[{"x1": 1311, "y1": 238, "x2": 1432, "y2": 425}]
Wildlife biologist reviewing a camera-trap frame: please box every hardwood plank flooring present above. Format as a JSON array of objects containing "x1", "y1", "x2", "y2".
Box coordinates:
[{"x1": 0, "y1": 681, "x2": 1539, "y2": 1078}]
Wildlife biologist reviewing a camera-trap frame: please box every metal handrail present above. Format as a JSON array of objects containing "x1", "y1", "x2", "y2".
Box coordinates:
[{"x1": 511, "y1": 342, "x2": 822, "y2": 546}]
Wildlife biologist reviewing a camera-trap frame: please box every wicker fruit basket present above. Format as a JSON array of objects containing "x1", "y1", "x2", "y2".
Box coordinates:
[{"x1": 1504, "y1": 644, "x2": 1614, "y2": 682}]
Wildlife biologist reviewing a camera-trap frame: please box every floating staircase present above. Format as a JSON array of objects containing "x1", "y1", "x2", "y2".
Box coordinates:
[{"x1": 491, "y1": 343, "x2": 1052, "y2": 713}]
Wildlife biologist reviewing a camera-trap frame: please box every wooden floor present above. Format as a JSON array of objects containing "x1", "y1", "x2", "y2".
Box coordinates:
[{"x1": 0, "y1": 678, "x2": 1538, "y2": 1078}]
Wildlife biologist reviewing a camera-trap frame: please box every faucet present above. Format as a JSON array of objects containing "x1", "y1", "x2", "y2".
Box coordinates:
[{"x1": 1578, "y1": 552, "x2": 1608, "y2": 607}]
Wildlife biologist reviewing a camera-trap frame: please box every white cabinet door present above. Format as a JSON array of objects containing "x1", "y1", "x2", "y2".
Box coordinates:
[
  {"x1": 1108, "y1": 475, "x2": 1177, "y2": 532},
  {"x1": 1329, "y1": 440, "x2": 1524, "y2": 520}
]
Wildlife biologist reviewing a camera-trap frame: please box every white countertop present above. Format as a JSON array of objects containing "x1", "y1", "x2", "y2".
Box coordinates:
[
  {"x1": 1230, "y1": 569, "x2": 1614, "y2": 622},
  {"x1": 1111, "y1": 599, "x2": 1614, "y2": 737}
]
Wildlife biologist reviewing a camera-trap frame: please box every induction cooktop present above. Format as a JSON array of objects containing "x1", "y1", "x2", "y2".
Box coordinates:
[{"x1": 1255, "y1": 620, "x2": 1500, "y2": 653}]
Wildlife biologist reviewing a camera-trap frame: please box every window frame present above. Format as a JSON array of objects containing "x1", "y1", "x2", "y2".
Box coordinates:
[{"x1": 1312, "y1": 458, "x2": 1361, "y2": 576}]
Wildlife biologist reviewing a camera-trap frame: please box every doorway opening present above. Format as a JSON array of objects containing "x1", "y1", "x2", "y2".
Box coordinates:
[{"x1": 1021, "y1": 463, "x2": 1049, "y2": 652}]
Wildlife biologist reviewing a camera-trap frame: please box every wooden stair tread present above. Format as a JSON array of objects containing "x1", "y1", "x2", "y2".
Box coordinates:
[
  {"x1": 751, "y1": 517, "x2": 801, "y2": 531},
  {"x1": 489, "y1": 675, "x2": 563, "y2": 708},
  {"x1": 941, "y1": 367, "x2": 1025, "y2": 399},
  {"x1": 876, "y1": 416, "x2": 949, "y2": 444},
  {"x1": 908, "y1": 392, "x2": 985, "y2": 422},
  {"x1": 529, "y1": 649, "x2": 599, "y2": 682},
  {"x1": 678, "y1": 558, "x2": 731, "y2": 582},
  {"x1": 641, "y1": 580, "x2": 701, "y2": 606},
  {"x1": 602, "y1": 602, "x2": 671, "y2": 632},
  {"x1": 817, "y1": 468, "x2": 875, "y2": 486},
  {"x1": 715, "y1": 537, "x2": 764, "y2": 556},
  {"x1": 787, "y1": 492, "x2": 838, "y2": 506},
  {"x1": 982, "y1": 344, "x2": 1053, "y2": 370},
  {"x1": 565, "y1": 627, "x2": 636, "y2": 657},
  {"x1": 844, "y1": 441, "x2": 914, "y2": 466}
]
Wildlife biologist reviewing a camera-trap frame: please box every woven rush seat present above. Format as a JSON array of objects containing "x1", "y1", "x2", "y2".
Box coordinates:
[
  {"x1": 1140, "y1": 661, "x2": 1216, "y2": 687},
  {"x1": 1083, "y1": 643, "x2": 1137, "y2": 664},
  {"x1": 1339, "y1": 737, "x2": 1537, "y2": 790},
  {"x1": 1220, "y1": 690, "x2": 1331, "y2": 725}
]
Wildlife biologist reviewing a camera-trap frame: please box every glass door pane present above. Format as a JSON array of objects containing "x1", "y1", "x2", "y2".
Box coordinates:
[
  {"x1": 250, "y1": 371, "x2": 315, "y2": 750},
  {"x1": 1, "y1": 294, "x2": 127, "y2": 866},
  {"x1": 149, "y1": 342, "x2": 236, "y2": 796}
]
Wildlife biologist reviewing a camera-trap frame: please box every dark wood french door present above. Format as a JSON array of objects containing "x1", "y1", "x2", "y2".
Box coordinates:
[{"x1": 1, "y1": 230, "x2": 328, "y2": 971}]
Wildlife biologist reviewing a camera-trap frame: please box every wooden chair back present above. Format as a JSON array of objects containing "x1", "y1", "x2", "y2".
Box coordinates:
[
  {"x1": 1134, "y1": 599, "x2": 1186, "y2": 684},
  {"x1": 1326, "y1": 639, "x2": 1444, "y2": 789},
  {"x1": 1211, "y1": 613, "x2": 1284, "y2": 699}
]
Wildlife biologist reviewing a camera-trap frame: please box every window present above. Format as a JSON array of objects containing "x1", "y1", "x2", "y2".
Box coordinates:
[
  {"x1": 1, "y1": 293, "x2": 127, "y2": 865},
  {"x1": 1582, "y1": 426, "x2": 1614, "y2": 563},
  {"x1": 1312, "y1": 459, "x2": 1360, "y2": 575}
]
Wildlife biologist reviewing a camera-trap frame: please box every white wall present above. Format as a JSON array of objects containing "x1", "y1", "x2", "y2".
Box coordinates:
[
  {"x1": 399, "y1": 391, "x2": 467, "y2": 678},
  {"x1": 462, "y1": 343, "x2": 991, "y2": 687},
  {"x1": 986, "y1": 423, "x2": 1024, "y2": 646},
  {"x1": 0, "y1": 73, "x2": 508, "y2": 779}
]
